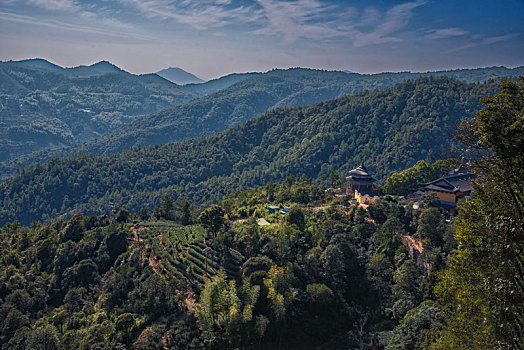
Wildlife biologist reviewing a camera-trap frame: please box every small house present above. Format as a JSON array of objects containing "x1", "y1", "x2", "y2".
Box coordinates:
[{"x1": 419, "y1": 172, "x2": 474, "y2": 209}]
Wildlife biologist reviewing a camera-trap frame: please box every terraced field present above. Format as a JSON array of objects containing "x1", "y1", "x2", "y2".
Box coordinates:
[{"x1": 127, "y1": 221, "x2": 243, "y2": 286}]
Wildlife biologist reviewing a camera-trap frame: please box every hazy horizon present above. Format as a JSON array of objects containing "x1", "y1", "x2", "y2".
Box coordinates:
[
  {"x1": 1, "y1": 0, "x2": 523, "y2": 80},
  {"x1": 4, "y1": 56, "x2": 524, "y2": 82}
]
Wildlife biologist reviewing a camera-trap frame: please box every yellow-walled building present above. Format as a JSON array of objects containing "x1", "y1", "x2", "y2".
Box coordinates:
[
  {"x1": 420, "y1": 173, "x2": 473, "y2": 209},
  {"x1": 354, "y1": 190, "x2": 380, "y2": 205}
]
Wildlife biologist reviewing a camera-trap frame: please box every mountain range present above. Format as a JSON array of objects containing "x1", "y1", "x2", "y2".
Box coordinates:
[
  {"x1": 156, "y1": 67, "x2": 204, "y2": 85},
  {"x1": 0, "y1": 76, "x2": 502, "y2": 225},
  {"x1": 1, "y1": 64, "x2": 521, "y2": 180},
  {"x1": 0, "y1": 53, "x2": 520, "y2": 350},
  {"x1": 0, "y1": 60, "x2": 193, "y2": 164},
  {"x1": 10, "y1": 58, "x2": 125, "y2": 77},
  {"x1": 0, "y1": 59, "x2": 260, "y2": 168}
]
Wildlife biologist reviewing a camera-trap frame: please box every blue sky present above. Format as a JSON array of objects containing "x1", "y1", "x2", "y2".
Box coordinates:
[{"x1": 0, "y1": 0, "x2": 522, "y2": 79}]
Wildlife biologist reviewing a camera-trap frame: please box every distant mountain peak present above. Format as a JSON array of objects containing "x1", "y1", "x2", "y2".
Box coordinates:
[
  {"x1": 12, "y1": 58, "x2": 63, "y2": 71},
  {"x1": 90, "y1": 60, "x2": 116, "y2": 67},
  {"x1": 88, "y1": 60, "x2": 124, "y2": 72},
  {"x1": 57, "y1": 60, "x2": 126, "y2": 77},
  {"x1": 17, "y1": 58, "x2": 51, "y2": 63},
  {"x1": 156, "y1": 67, "x2": 204, "y2": 85}
]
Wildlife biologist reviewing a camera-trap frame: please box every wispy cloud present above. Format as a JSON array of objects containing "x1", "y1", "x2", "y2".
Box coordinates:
[
  {"x1": 252, "y1": 0, "x2": 350, "y2": 42},
  {"x1": 250, "y1": 0, "x2": 427, "y2": 46},
  {"x1": 118, "y1": 0, "x2": 258, "y2": 30},
  {"x1": 352, "y1": 1, "x2": 427, "y2": 47},
  {"x1": 22, "y1": 0, "x2": 136, "y2": 31},
  {"x1": 361, "y1": 8, "x2": 381, "y2": 24},
  {"x1": 0, "y1": 11, "x2": 148, "y2": 40},
  {"x1": 26, "y1": 0, "x2": 79, "y2": 11},
  {"x1": 425, "y1": 27, "x2": 468, "y2": 40},
  {"x1": 445, "y1": 33, "x2": 519, "y2": 53},
  {"x1": 112, "y1": 0, "x2": 426, "y2": 47},
  {"x1": 99, "y1": 17, "x2": 135, "y2": 30}
]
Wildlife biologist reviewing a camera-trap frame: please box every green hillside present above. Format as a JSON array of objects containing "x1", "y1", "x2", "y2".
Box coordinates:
[
  {"x1": 0, "y1": 73, "x2": 521, "y2": 350},
  {"x1": 2, "y1": 65, "x2": 521, "y2": 180},
  {"x1": 0, "y1": 62, "x2": 196, "y2": 163},
  {"x1": 0, "y1": 77, "x2": 501, "y2": 226},
  {"x1": 0, "y1": 176, "x2": 456, "y2": 349},
  {"x1": 41, "y1": 66, "x2": 524, "y2": 158}
]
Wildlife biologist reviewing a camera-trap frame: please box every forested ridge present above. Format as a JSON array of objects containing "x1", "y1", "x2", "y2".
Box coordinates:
[
  {"x1": 1, "y1": 66, "x2": 521, "y2": 179},
  {"x1": 0, "y1": 62, "x2": 202, "y2": 162},
  {"x1": 0, "y1": 77, "x2": 501, "y2": 225},
  {"x1": 0, "y1": 61, "x2": 262, "y2": 170}
]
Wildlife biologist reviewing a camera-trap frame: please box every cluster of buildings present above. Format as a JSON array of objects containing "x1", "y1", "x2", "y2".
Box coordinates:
[{"x1": 334, "y1": 163, "x2": 474, "y2": 211}]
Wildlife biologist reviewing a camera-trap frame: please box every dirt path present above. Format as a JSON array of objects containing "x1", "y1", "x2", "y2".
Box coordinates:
[
  {"x1": 311, "y1": 206, "x2": 329, "y2": 211},
  {"x1": 400, "y1": 234, "x2": 424, "y2": 257},
  {"x1": 184, "y1": 291, "x2": 197, "y2": 314},
  {"x1": 129, "y1": 225, "x2": 148, "y2": 242},
  {"x1": 149, "y1": 254, "x2": 166, "y2": 275}
]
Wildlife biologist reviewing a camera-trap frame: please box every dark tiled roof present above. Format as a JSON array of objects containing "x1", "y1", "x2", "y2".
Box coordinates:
[
  {"x1": 450, "y1": 179, "x2": 473, "y2": 192},
  {"x1": 347, "y1": 175, "x2": 376, "y2": 182},
  {"x1": 423, "y1": 183, "x2": 458, "y2": 193},
  {"x1": 421, "y1": 173, "x2": 474, "y2": 193},
  {"x1": 346, "y1": 163, "x2": 376, "y2": 181},
  {"x1": 349, "y1": 163, "x2": 375, "y2": 176}
]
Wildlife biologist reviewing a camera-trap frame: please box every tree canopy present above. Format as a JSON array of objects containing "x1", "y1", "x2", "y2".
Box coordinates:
[{"x1": 432, "y1": 77, "x2": 524, "y2": 349}]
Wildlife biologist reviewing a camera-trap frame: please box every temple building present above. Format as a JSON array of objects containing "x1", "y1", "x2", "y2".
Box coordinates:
[
  {"x1": 346, "y1": 163, "x2": 376, "y2": 194},
  {"x1": 419, "y1": 171, "x2": 474, "y2": 209}
]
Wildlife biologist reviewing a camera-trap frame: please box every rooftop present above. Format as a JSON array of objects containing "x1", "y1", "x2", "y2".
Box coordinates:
[
  {"x1": 346, "y1": 163, "x2": 376, "y2": 181},
  {"x1": 421, "y1": 173, "x2": 475, "y2": 193}
]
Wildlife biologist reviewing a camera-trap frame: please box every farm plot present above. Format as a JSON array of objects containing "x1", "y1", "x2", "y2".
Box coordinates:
[{"x1": 128, "y1": 222, "x2": 225, "y2": 285}]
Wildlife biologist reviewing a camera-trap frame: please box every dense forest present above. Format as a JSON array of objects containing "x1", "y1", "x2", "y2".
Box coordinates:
[
  {"x1": 1, "y1": 66, "x2": 521, "y2": 179},
  {"x1": 0, "y1": 73, "x2": 522, "y2": 349},
  {"x1": 86, "y1": 66, "x2": 523, "y2": 158},
  {"x1": 0, "y1": 60, "x2": 265, "y2": 168},
  {"x1": 0, "y1": 173, "x2": 459, "y2": 349},
  {"x1": 0, "y1": 77, "x2": 502, "y2": 226},
  {"x1": 1, "y1": 75, "x2": 521, "y2": 349},
  {"x1": 432, "y1": 78, "x2": 523, "y2": 349}
]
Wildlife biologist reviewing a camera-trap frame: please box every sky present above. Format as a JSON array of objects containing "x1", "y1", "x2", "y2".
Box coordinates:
[{"x1": 0, "y1": 0, "x2": 523, "y2": 80}]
